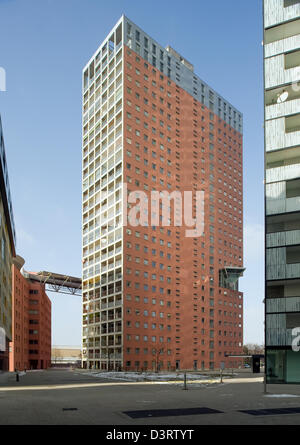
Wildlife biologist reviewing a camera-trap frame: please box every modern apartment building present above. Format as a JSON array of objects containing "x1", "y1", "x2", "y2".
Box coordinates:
[
  {"x1": 9, "y1": 256, "x2": 52, "y2": 371},
  {"x1": 0, "y1": 115, "x2": 16, "y2": 371},
  {"x1": 264, "y1": 0, "x2": 300, "y2": 383},
  {"x1": 82, "y1": 16, "x2": 244, "y2": 371}
]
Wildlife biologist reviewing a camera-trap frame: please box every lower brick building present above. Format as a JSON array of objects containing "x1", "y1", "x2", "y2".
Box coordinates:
[{"x1": 9, "y1": 256, "x2": 51, "y2": 371}]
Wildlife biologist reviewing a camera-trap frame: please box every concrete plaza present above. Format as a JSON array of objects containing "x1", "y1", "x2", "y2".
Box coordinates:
[{"x1": 0, "y1": 369, "x2": 300, "y2": 425}]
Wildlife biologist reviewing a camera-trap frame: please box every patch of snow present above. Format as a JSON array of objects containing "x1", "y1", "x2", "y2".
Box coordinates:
[
  {"x1": 84, "y1": 371, "x2": 216, "y2": 383},
  {"x1": 264, "y1": 394, "x2": 300, "y2": 398},
  {"x1": 26, "y1": 370, "x2": 43, "y2": 373}
]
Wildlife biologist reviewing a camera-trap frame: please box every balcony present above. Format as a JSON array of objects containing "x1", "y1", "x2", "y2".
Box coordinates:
[
  {"x1": 112, "y1": 353, "x2": 122, "y2": 360},
  {"x1": 115, "y1": 103, "x2": 122, "y2": 114},
  {"x1": 267, "y1": 177, "x2": 300, "y2": 215},
  {"x1": 264, "y1": 3, "x2": 300, "y2": 32},
  {"x1": 266, "y1": 162, "x2": 300, "y2": 183},
  {"x1": 265, "y1": 116, "x2": 300, "y2": 152},
  {"x1": 267, "y1": 296, "x2": 300, "y2": 313},
  {"x1": 115, "y1": 41, "x2": 122, "y2": 54},
  {"x1": 265, "y1": 32, "x2": 300, "y2": 63},
  {"x1": 266, "y1": 327, "x2": 293, "y2": 346},
  {"x1": 267, "y1": 230, "x2": 300, "y2": 247},
  {"x1": 267, "y1": 262, "x2": 300, "y2": 280},
  {"x1": 265, "y1": 49, "x2": 299, "y2": 88},
  {"x1": 266, "y1": 97, "x2": 300, "y2": 121},
  {"x1": 267, "y1": 243, "x2": 300, "y2": 280}
]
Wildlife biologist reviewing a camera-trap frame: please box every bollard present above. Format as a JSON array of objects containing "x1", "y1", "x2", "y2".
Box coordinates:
[
  {"x1": 263, "y1": 372, "x2": 268, "y2": 394},
  {"x1": 183, "y1": 372, "x2": 188, "y2": 390},
  {"x1": 16, "y1": 372, "x2": 19, "y2": 382}
]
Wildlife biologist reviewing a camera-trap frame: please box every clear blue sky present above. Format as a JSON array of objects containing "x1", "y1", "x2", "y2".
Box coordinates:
[{"x1": 0, "y1": 0, "x2": 264, "y2": 346}]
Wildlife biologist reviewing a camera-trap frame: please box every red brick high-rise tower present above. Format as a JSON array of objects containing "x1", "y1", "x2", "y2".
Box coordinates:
[{"x1": 82, "y1": 16, "x2": 244, "y2": 371}]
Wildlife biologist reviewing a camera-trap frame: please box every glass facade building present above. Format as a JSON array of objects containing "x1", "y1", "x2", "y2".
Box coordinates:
[
  {"x1": 0, "y1": 115, "x2": 16, "y2": 370},
  {"x1": 264, "y1": 0, "x2": 300, "y2": 383}
]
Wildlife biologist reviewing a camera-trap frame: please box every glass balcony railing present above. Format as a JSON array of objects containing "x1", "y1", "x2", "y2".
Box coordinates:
[
  {"x1": 266, "y1": 296, "x2": 300, "y2": 313},
  {"x1": 266, "y1": 196, "x2": 300, "y2": 215},
  {"x1": 266, "y1": 328, "x2": 293, "y2": 347},
  {"x1": 267, "y1": 163, "x2": 300, "y2": 184},
  {"x1": 267, "y1": 230, "x2": 300, "y2": 248},
  {"x1": 115, "y1": 41, "x2": 122, "y2": 53},
  {"x1": 267, "y1": 262, "x2": 300, "y2": 280}
]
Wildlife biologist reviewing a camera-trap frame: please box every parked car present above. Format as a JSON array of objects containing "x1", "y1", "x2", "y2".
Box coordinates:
[{"x1": 244, "y1": 363, "x2": 251, "y2": 368}]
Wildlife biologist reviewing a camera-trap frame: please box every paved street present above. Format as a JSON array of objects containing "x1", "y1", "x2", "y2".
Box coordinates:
[{"x1": 1, "y1": 369, "x2": 300, "y2": 425}]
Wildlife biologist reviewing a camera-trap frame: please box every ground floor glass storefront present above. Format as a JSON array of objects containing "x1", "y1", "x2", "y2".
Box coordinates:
[{"x1": 266, "y1": 349, "x2": 300, "y2": 383}]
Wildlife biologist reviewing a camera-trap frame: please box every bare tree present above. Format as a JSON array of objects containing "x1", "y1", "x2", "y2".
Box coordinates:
[
  {"x1": 151, "y1": 346, "x2": 165, "y2": 373},
  {"x1": 243, "y1": 344, "x2": 264, "y2": 355}
]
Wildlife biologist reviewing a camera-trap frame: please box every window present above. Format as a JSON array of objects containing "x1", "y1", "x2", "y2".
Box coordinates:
[
  {"x1": 284, "y1": 0, "x2": 300, "y2": 6},
  {"x1": 29, "y1": 340, "x2": 38, "y2": 345},
  {"x1": 286, "y1": 113, "x2": 300, "y2": 133}
]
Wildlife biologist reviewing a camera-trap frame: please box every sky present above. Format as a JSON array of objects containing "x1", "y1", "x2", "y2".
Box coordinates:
[{"x1": 0, "y1": 0, "x2": 264, "y2": 346}]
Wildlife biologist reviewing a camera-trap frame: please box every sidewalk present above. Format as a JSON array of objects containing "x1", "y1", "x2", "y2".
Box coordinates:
[{"x1": 0, "y1": 371, "x2": 12, "y2": 384}]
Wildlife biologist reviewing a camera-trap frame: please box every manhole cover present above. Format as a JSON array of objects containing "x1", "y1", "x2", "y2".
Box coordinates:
[
  {"x1": 239, "y1": 407, "x2": 300, "y2": 416},
  {"x1": 124, "y1": 407, "x2": 223, "y2": 419}
]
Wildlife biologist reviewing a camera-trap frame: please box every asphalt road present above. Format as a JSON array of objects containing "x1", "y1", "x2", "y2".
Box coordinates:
[{"x1": 1, "y1": 369, "x2": 300, "y2": 425}]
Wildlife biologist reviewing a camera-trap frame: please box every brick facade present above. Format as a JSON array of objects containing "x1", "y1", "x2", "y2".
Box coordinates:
[{"x1": 9, "y1": 258, "x2": 51, "y2": 371}]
